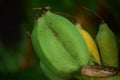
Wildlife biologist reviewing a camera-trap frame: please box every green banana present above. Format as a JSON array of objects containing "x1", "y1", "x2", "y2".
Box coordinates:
[
  {"x1": 31, "y1": 9, "x2": 91, "y2": 79},
  {"x1": 32, "y1": 16, "x2": 79, "y2": 79},
  {"x1": 43, "y1": 11, "x2": 91, "y2": 66},
  {"x1": 95, "y1": 23, "x2": 119, "y2": 68},
  {"x1": 40, "y1": 61, "x2": 64, "y2": 80},
  {"x1": 95, "y1": 23, "x2": 119, "y2": 80}
]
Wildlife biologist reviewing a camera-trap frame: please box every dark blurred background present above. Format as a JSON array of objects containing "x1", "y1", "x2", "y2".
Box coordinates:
[{"x1": 0, "y1": 0, "x2": 120, "y2": 80}]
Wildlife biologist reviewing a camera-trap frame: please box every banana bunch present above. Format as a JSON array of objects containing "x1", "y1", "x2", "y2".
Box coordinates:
[
  {"x1": 31, "y1": 7, "x2": 119, "y2": 80},
  {"x1": 31, "y1": 8, "x2": 91, "y2": 80}
]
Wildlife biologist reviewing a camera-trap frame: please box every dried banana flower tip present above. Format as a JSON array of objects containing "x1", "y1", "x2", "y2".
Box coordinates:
[{"x1": 81, "y1": 65, "x2": 119, "y2": 78}]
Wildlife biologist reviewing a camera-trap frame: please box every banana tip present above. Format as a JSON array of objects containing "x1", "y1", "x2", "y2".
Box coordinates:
[{"x1": 41, "y1": 6, "x2": 51, "y2": 14}]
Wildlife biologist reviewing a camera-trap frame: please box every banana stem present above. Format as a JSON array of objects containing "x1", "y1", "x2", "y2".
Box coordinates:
[
  {"x1": 32, "y1": 6, "x2": 51, "y2": 19},
  {"x1": 83, "y1": 7, "x2": 105, "y2": 23}
]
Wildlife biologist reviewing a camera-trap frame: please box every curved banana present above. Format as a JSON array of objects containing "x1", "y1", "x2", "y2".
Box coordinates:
[
  {"x1": 31, "y1": 10, "x2": 91, "y2": 79},
  {"x1": 76, "y1": 24, "x2": 101, "y2": 65},
  {"x1": 95, "y1": 23, "x2": 119, "y2": 68}
]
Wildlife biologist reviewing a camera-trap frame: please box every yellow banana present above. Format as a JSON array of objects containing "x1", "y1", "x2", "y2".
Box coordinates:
[
  {"x1": 31, "y1": 8, "x2": 91, "y2": 79},
  {"x1": 76, "y1": 24, "x2": 101, "y2": 65},
  {"x1": 95, "y1": 23, "x2": 119, "y2": 68}
]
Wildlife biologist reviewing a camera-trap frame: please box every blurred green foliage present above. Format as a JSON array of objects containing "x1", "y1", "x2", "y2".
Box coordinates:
[{"x1": 0, "y1": 0, "x2": 120, "y2": 80}]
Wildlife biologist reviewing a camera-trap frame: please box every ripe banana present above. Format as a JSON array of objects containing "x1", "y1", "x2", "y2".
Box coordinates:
[
  {"x1": 31, "y1": 9, "x2": 91, "y2": 79},
  {"x1": 76, "y1": 24, "x2": 101, "y2": 65},
  {"x1": 95, "y1": 23, "x2": 119, "y2": 68}
]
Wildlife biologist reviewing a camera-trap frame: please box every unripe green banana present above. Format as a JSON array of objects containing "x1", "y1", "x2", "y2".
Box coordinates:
[
  {"x1": 95, "y1": 23, "x2": 119, "y2": 68},
  {"x1": 31, "y1": 9, "x2": 91, "y2": 79},
  {"x1": 43, "y1": 11, "x2": 91, "y2": 66},
  {"x1": 40, "y1": 61, "x2": 64, "y2": 80},
  {"x1": 32, "y1": 16, "x2": 79, "y2": 79},
  {"x1": 96, "y1": 75, "x2": 120, "y2": 80}
]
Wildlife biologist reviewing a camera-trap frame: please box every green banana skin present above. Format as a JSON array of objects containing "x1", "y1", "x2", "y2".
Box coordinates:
[
  {"x1": 40, "y1": 61, "x2": 64, "y2": 80},
  {"x1": 32, "y1": 16, "x2": 79, "y2": 79},
  {"x1": 96, "y1": 23, "x2": 119, "y2": 68},
  {"x1": 43, "y1": 11, "x2": 91, "y2": 66},
  {"x1": 95, "y1": 76, "x2": 119, "y2": 80}
]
